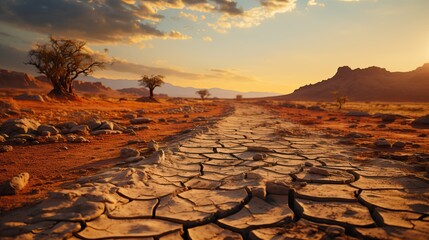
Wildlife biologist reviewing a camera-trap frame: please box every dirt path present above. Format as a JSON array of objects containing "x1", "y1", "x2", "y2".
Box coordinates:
[{"x1": 0, "y1": 103, "x2": 428, "y2": 239}]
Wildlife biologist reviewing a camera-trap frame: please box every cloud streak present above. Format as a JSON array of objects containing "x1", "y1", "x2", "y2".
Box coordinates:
[
  {"x1": 0, "y1": 42, "x2": 255, "y2": 84},
  {"x1": 0, "y1": 0, "x2": 364, "y2": 44}
]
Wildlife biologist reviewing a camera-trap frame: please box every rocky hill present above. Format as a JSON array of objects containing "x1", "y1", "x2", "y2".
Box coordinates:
[
  {"x1": 279, "y1": 64, "x2": 429, "y2": 102},
  {"x1": 81, "y1": 76, "x2": 281, "y2": 98},
  {"x1": 117, "y1": 87, "x2": 150, "y2": 97},
  {"x1": 0, "y1": 69, "x2": 119, "y2": 96},
  {"x1": 0, "y1": 69, "x2": 50, "y2": 89},
  {"x1": 72, "y1": 80, "x2": 113, "y2": 93}
]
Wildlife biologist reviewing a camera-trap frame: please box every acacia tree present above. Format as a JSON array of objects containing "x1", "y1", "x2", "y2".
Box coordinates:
[
  {"x1": 332, "y1": 91, "x2": 348, "y2": 110},
  {"x1": 196, "y1": 89, "x2": 210, "y2": 101},
  {"x1": 236, "y1": 94, "x2": 243, "y2": 101},
  {"x1": 139, "y1": 75, "x2": 165, "y2": 99},
  {"x1": 26, "y1": 36, "x2": 105, "y2": 99}
]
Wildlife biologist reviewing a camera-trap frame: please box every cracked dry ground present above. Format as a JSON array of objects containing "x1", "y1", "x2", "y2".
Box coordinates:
[{"x1": 1, "y1": 104, "x2": 428, "y2": 240}]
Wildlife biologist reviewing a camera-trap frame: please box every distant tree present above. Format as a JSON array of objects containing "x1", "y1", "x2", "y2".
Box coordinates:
[
  {"x1": 26, "y1": 36, "x2": 105, "y2": 99},
  {"x1": 332, "y1": 91, "x2": 348, "y2": 110},
  {"x1": 236, "y1": 94, "x2": 243, "y2": 101},
  {"x1": 139, "y1": 75, "x2": 165, "y2": 99},
  {"x1": 196, "y1": 89, "x2": 210, "y2": 100}
]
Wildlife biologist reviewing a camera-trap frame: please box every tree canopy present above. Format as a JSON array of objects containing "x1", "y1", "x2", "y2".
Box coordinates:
[
  {"x1": 26, "y1": 36, "x2": 105, "y2": 99},
  {"x1": 139, "y1": 75, "x2": 165, "y2": 98},
  {"x1": 196, "y1": 89, "x2": 210, "y2": 100}
]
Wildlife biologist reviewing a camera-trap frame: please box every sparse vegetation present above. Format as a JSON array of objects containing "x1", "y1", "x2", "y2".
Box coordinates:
[
  {"x1": 236, "y1": 94, "x2": 243, "y2": 100},
  {"x1": 26, "y1": 36, "x2": 105, "y2": 100},
  {"x1": 196, "y1": 89, "x2": 210, "y2": 101},
  {"x1": 332, "y1": 91, "x2": 348, "y2": 110},
  {"x1": 138, "y1": 75, "x2": 165, "y2": 99}
]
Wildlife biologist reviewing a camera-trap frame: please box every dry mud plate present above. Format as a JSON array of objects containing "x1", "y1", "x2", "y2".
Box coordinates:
[{"x1": 0, "y1": 104, "x2": 428, "y2": 239}]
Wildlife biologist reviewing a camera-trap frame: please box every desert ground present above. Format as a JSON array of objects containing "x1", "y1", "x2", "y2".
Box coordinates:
[
  {"x1": 0, "y1": 94, "x2": 428, "y2": 239},
  {"x1": 0, "y1": 95, "x2": 229, "y2": 211}
]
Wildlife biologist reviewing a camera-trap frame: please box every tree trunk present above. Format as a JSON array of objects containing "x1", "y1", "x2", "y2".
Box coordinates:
[
  {"x1": 48, "y1": 78, "x2": 76, "y2": 100},
  {"x1": 149, "y1": 88, "x2": 154, "y2": 99},
  {"x1": 48, "y1": 85, "x2": 76, "y2": 100}
]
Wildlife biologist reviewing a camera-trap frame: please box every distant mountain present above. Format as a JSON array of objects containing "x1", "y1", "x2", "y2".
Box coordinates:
[
  {"x1": 0, "y1": 69, "x2": 280, "y2": 98},
  {"x1": 277, "y1": 64, "x2": 429, "y2": 102},
  {"x1": 73, "y1": 80, "x2": 114, "y2": 93},
  {"x1": 117, "y1": 87, "x2": 149, "y2": 97},
  {"x1": 0, "y1": 69, "x2": 119, "y2": 96},
  {"x1": 81, "y1": 76, "x2": 280, "y2": 98},
  {"x1": 0, "y1": 69, "x2": 50, "y2": 89}
]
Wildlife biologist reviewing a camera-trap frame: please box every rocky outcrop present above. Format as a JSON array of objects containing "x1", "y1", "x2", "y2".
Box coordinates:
[
  {"x1": 279, "y1": 63, "x2": 429, "y2": 102},
  {"x1": 0, "y1": 69, "x2": 50, "y2": 89},
  {"x1": 0, "y1": 118, "x2": 41, "y2": 136},
  {"x1": 117, "y1": 87, "x2": 150, "y2": 97},
  {"x1": 412, "y1": 114, "x2": 429, "y2": 128}
]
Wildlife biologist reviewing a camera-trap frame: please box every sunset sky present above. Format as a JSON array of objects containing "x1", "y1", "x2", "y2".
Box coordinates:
[{"x1": 0, "y1": 0, "x2": 428, "y2": 94}]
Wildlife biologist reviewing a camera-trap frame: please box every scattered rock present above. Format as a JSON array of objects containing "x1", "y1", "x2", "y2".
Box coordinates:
[
  {"x1": 20, "y1": 108, "x2": 35, "y2": 114},
  {"x1": 148, "y1": 139, "x2": 159, "y2": 151},
  {"x1": 308, "y1": 167, "x2": 330, "y2": 176},
  {"x1": 120, "y1": 148, "x2": 140, "y2": 158},
  {"x1": 253, "y1": 153, "x2": 267, "y2": 160},
  {"x1": 74, "y1": 136, "x2": 90, "y2": 143},
  {"x1": 91, "y1": 130, "x2": 122, "y2": 135},
  {"x1": 326, "y1": 225, "x2": 345, "y2": 237},
  {"x1": 392, "y1": 141, "x2": 406, "y2": 149},
  {"x1": 69, "y1": 125, "x2": 90, "y2": 134},
  {"x1": 130, "y1": 118, "x2": 151, "y2": 124},
  {"x1": 158, "y1": 118, "x2": 166, "y2": 123},
  {"x1": 375, "y1": 138, "x2": 391, "y2": 148},
  {"x1": 346, "y1": 111, "x2": 371, "y2": 117},
  {"x1": 123, "y1": 113, "x2": 137, "y2": 119},
  {"x1": 136, "y1": 109, "x2": 145, "y2": 115},
  {"x1": 2, "y1": 172, "x2": 30, "y2": 195},
  {"x1": 0, "y1": 118, "x2": 41, "y2": 136},
  {"x1": 192, "y1": 116, "x2": 206, "y2": 122},
  {"x1": 112, "y1": 123, "x2": 126, "y2": 131},
  {"x1": 380, "y1": 114, "x2": 397, "y2": 123},
  {"x1": 345, "y1": 132, "x2": 370, "y2": 138},
  {"x1": 123, "y1": 156, "x2": 144, "y2": 163},
  {"x1": 127, "y1": 125, "x2": 150, "y2": 131},
  {"x1": 128, "y1": 140, "x2": 145, "y2": 145},
  {"x1": 304, "y1": 162, "x2": 314, "y2": 167},
  {"x1": 412, "y1": 115, "x2": 429, "y2": 128},
  {"x1": 47, "y1": 134, "x2": 63, "y2": 143},
  {"x1": 308, "y1": 105, "x2": 324, "y2": 111},
  {"x1": 338, "y1": 138, "x2": 355, "y2": 145},
  {"x1": 14, "y1": 94, "x2": 45, "y2": 102},
  {"x1": 0, "y1": 135, "x2": 6, "y2": 142},
  {"x1": 0, "y1": 145, "x2": 13, "y2": 153},
  {"x1": 66, "y1": 134, "x2": 77, "y2": 142},
  {"x1": 57, "y1": 121, "x2": 78, "y2": 130},
  {"x1": 123, "y1": 129, "x2": 134, "y2": 133},
  {"x1": 142, "y1": 150, "x2": 165, "y2": 164},
  {"x1": 12, "y1": 133, "x2": 37, "y2": 141},
  {"x1": 8, "y1": 138, "x2": 26, "y2": 144},
  {"x1": 4, "y1": 109, "x2": 19, "y2": 116},
  {"x1": 0, "y1": 99, "x2": 19, "y2": 112},
  {"x1": 40, "y1": 131, "x2": 51, "y2": 137},
  {"x1": 99, "y1": 121, "x2": 114, "y2": 130},
  {"x1": 37, "y1": 124, "x2": 60, "y2": 135},
  {"x1": 86, "y1": 119, "x2": 102, "y2": 131},
  {"x1": 418, "y1": 133, "x2": 427, "y2": 137}
]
